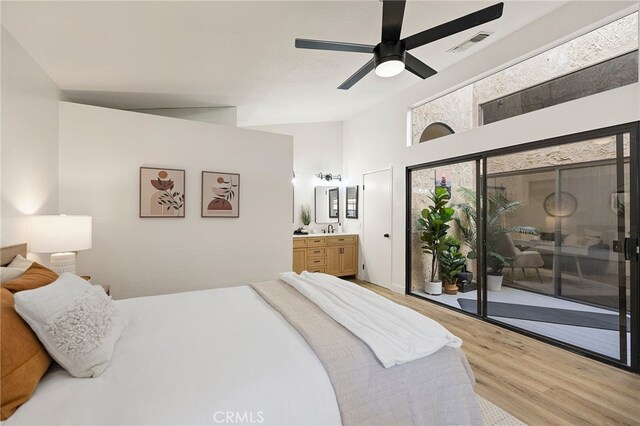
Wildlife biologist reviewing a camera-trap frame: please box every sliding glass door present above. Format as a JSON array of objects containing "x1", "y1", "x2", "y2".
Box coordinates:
[
  {"x1": 406, "y1": 123, "x2": 639, "y2": 371},
  {"x1": 484, "y1": 130, "x2": 634, "y2": 365}
]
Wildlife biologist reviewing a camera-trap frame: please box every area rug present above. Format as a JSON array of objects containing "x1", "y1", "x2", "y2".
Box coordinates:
[
  {"x1": 458, "y1": 298, "x2": 629, "y2": 331},
  {"x1": 477, "y1": 394, "x2": 526, "y2": 426}
]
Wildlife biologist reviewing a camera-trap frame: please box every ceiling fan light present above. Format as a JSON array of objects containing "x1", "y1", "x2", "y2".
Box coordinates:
[{"x1": 375, "y1": 59, "x2": 405, "y2": 78}]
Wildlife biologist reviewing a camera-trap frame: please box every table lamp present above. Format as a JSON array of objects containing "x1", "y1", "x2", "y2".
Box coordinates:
[{"x1": 30, "y1": 215, "x2": 92, "y2": 274}]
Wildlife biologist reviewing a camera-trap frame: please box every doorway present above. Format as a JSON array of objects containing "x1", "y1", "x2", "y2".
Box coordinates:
[
  {"x1": 363, "y1": 168, "x2": 393, "y2": 289},
  {"x1": 406, "y1": 123, "x2": 639, "y2": 372}
]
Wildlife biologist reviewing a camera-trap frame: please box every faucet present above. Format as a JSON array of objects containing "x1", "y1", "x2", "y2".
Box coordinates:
[{"x1": 327, "y1": 224, "x2": 334, "y2": 234}]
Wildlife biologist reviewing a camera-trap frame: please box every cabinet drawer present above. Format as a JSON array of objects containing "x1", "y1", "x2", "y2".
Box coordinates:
[
  {"x1": 307, "y1": 247, "x2": 326, "y2": 257},
  {"x1": 327, "y1": 235, "x2": 357, "y2": 245},
  {"x1": 307, "y1": 237, "x2": 327, "y2": 247},
  {"x1": 307, "y1": 257, "x2": 326, "y2": 267},
  {"x1": 293, "y1": 238, "x2": 307, "y2": 248},
  {"x1": 307, "y1": 266, "x2": 326, "y2": 273}
]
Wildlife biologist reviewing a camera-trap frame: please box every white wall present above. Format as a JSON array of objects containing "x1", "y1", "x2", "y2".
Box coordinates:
[
  {"x1": 1, "y1": 26, "x2": 62, "y2": 249},
  {"x1": 342, "y1": 2, "x2": 640, "y2": 293},
  {"x1": 246, "y1": 121, "x2": 343, "y2": 232},
  {"x1": 131, "y1": 107, "x2": 238, "y2": 127},
  {"x1": 58, "y1": 102, "x2": 293, "y2": 299}
]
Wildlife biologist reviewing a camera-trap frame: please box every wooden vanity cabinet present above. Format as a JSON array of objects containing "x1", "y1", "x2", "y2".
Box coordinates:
[{"x1": 292, "y1": 235, "x2": 358, "y2": 277}]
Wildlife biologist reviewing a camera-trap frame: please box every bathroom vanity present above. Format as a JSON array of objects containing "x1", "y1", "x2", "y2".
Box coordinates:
[{"x1": 292, "y1": 234, "x2": 359, "y2": 277}]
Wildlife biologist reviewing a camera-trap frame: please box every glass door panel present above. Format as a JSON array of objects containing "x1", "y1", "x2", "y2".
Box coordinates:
[
  {"x1": 485, "y1": 132, "x2": 633, "y2": 364},
  {"x1": 408, "y1": 160, "x2": 480, "y2": 315}
]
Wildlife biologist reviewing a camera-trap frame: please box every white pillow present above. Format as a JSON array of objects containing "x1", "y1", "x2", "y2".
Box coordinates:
[
  {"x1": 1, "y1": 267, "x2": 25, "y2": 283},
  {"x1": 8, "y1": 254, "x2": 34, "y2": 270},
  {"x1": 1, "y1": 255, "x2": 34, "y2": 283},
  {"x1": 14, "y1": 273, "x2": 127, "y2": 378}
]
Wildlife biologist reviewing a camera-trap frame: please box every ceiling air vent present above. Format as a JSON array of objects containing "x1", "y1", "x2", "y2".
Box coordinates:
[{"x1": 447, "y1": 32, "x2": 492, "y2": 53}]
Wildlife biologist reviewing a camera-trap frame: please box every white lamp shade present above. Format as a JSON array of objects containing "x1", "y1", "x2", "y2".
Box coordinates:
[{"x1": 30, "y1": 215, "x2": 92, "y2": 253}]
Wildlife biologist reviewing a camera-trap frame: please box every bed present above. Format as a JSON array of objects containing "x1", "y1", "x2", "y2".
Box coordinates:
[{"x1": 2, "y1": 245, "x2": 481, "y2": 425}]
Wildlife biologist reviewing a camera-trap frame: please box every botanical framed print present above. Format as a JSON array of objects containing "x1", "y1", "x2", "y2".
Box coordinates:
[
  {"x1": 201, "y1": 171, "x2": 240, "y2": 218},
  {"x1": 140, "y1": 167, "x2": 185, "y2": 218}
]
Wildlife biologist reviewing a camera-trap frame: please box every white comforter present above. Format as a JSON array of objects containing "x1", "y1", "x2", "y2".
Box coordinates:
[
  {"x1": 7, "y1": 286, "x2": 341, "y2": 426},
  {"x1": 279, "y1": 272, "x2": 462, "y2": 368}
]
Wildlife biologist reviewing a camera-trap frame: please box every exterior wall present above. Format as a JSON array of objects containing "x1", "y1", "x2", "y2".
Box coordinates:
[{"x1": 411, "y1": 12, "x2": 638, "y2": 144}]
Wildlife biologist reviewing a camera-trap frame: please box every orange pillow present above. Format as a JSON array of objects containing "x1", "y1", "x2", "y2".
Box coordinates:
[
  {"x1": 0, "y1": 288, "x2": 52, "y2": 419},
  {"x1": 1, "y1": 262, "x2": 58, "y2": 293}
]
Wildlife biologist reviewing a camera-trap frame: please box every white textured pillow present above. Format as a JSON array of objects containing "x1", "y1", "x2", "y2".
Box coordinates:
[
  {"x1": 14, "y1": 273, "x2": 127, "y2": 378},
  {"x1": 1, "y1": 255, "x2": 34, "y2": 283},
  {"x1": 1, "y1": 267, "x2": 25, "y2": 283},
  {"x1": 8, "y1": 254, "x2": 34, "y2": 270}
]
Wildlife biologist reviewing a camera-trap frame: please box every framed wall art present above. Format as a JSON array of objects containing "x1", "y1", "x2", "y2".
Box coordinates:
[
  {"x1": 140, "y1": 167, "x2": 185, "y2": 218},
  {"x1": 201, "y1": 171, "x2": 240, "y2": 218}
]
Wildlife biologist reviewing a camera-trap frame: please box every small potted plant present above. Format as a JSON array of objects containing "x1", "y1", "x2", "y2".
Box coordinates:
[
  {"x1": 294, "y1": 205, "x2": 312, "y2": 235},
  {"x1": 439, "y1": 239, "x2": 467, "y2": 295},
  {"x1": 486, "y1": 252, "x2": 510, "y2": 291},
  {"x1": 418, "y1": 187, "x2": 455, "y2": 295}
]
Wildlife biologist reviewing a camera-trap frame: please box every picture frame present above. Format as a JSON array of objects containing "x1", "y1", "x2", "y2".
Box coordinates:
[
  {"x1": 140, "y1": 167, "x2": 185, "y2": 218},
  {"x1": 201, "y1": 171, "x2": 240, "y2": 218}
]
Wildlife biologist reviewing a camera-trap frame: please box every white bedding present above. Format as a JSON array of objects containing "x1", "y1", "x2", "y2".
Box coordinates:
[
  {"x1": 279, "y1": 272, "x2": 462, "y2": 368},
  {"x1": 7, "y1": 285, "x2": 341, "y2": 426}
]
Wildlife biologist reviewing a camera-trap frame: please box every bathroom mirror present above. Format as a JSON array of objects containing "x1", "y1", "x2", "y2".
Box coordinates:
[
  {"x1": 315, "y1": 186, "x2": 339, "y2": 224},
  {"x1": 346, "y1": 186, "x2": 358, "y2": 219}
]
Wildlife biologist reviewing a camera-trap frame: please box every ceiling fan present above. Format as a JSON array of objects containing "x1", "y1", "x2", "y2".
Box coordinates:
[{"x1": 295, "y1": 0, "x2": 504, "y2": 89}]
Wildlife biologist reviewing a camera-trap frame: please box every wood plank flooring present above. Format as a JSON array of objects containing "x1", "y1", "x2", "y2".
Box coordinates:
[{"x1": 352, "y1": 280, "x2": 640, "y2": 426}]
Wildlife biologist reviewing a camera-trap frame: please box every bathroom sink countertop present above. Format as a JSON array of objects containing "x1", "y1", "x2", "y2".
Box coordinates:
[{"x1": 293, "y1": 232, "x2": 358, "y2": 238}]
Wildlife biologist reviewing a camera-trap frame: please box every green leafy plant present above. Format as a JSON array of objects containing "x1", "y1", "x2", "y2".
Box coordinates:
[
  {"x1": 439, "y1": 244, "x2": 467, "y2": 285},
  {"x1": 454, "y1": 187, "x2": 538, "y2": 275},
  {"x1": 300, "y1": 205, "x2": 312, "y2": 226},
  {"x1": 418, "y1": 186, "x2": 456, "y2": 282}
]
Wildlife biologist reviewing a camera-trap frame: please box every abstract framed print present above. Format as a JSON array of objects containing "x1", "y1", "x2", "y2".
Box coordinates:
[
  {"x1": 201, "y1": 171, "x2": 240, "y2": 218},
  {"x1": 140, "y1": 167, "x2": 185, "y2": 218}
]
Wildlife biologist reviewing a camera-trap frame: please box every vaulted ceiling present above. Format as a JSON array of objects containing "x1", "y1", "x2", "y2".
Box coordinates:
[{"x1": 2, "y1": 1, "x2": 568, "y2": 125}]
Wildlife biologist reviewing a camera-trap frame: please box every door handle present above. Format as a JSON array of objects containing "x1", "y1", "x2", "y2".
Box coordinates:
[
  {"x1": 624, "y1": 237, "x2": 639, "y2": 261},
  {"x1": 383, "y1": 233, "x2": 390, "y2": 238}
]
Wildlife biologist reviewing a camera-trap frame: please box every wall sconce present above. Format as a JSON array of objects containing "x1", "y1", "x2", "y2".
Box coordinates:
[
  {"x1": 316, "y1": 172, "x2": 342, "y2": 182},
  {"x1": 292, "y1": 171, "x2": 296, "y2": 185}
]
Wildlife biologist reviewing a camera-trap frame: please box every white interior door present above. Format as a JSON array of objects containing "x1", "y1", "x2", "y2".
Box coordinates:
[{"x1": 362, "y1": 169, "x2": 392, "y2": 289}]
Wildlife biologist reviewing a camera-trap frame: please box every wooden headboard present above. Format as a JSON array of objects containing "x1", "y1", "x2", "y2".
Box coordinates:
[{"x1": 1, "y1": 244, "x2": 27, "y2": 266}]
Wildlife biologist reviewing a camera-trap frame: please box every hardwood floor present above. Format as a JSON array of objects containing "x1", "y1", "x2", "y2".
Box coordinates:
[{"x1": 352, "y1": 280, "x2": 640, "y2": 426}]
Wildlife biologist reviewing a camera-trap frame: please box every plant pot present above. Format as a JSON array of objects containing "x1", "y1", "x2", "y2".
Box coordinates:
[
  {"x1": 444, "y1": 281, "x2": 458, "y2": 295},
  {"x1": 487, "y1": 274, "x2": 503, "y2": 291},
  {"x1": 425, "y1": 280, "x2": 442, "y2": 295}
]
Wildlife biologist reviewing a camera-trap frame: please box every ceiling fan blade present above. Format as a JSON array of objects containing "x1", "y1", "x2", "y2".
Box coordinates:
[
  {"x1": 405, "y1": 53, "x2": 437, "y2": 79},
  {"x1": 338, "y1": 59, "x2": 376, "y2": 90},
  {"x1": 381, "y1": 0, "x2": 406, "y2": 42},
  {"x1": 402, "y1": 2, "x2": 504, "y2": 51},
  {"x1": 295, "y1": 38, "x2": 375, "y2": 54}
]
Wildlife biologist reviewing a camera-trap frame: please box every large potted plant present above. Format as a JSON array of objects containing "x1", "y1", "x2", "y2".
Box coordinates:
[
  {"x1": 418, "y1": 186, "x2": 455, "y2": 295},
  {"x1": 455, "y1": 188, "x2": 538, "y2": 291},
  {"x1": 439, "y1": 238, "x2": 467, "y2": 295}
]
